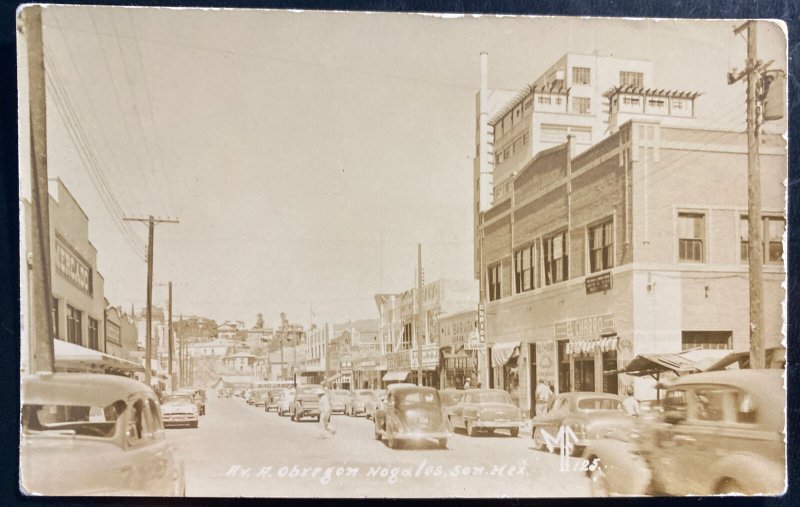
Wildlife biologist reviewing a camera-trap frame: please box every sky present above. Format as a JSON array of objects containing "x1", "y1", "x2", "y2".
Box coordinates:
[{"x1": 18, "y1": 8, "x2": 787, "y2": 328}]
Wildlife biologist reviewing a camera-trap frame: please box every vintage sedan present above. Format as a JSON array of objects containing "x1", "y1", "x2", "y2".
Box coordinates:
[
  {"x1": 329, "y1": 389, "x2": 349, "y2": 414},
  {"x1": 277, "y1": 389, "x2": 295, "y2": 416},
  {"x1": 176, "y1": 388, "x2": 205, "y2": 415},
  {"x1": 264, "y1": 388, "x2": 285, "y2": 412},
  {"x1": 346, "y1": 389, "x2": 374, "y2": 416},
  {"x1": 583, "y1": 369, "x2": 786, "y2": 496},
  {"x1": 161, "y1": 393, "x2": 200, "y2": 428},
  {"x1": 291, "y1": 384, "x2": 324, "y2": 422},
  {"x1": 531, "y1": 392, "x2": 631, "y2": 455},
  {"x1": 250, "y1": 388, "x2": 269, "y2": 408},
  {"x1": 20, "y1": 373, "x2": 185, "y2": 496},
  {"x1": 448, "y1": 389, "x2": 523, "y2": 437},
  {"x1": 373, "y1": 384, "x2": 451, "y2": 449},
  {"x1": 365, "y1": 389, "x2": 386, "y2": 420}
]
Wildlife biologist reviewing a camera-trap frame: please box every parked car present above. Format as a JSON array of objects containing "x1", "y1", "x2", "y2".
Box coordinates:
[
  {"x1": 161, "y1": 393, "x2": 200, "y2": 428},
  {"x1": 20, "y1": 373, "x2": 185, "y2": 496},
  {"x1": 373, "y1": 384, "x2": 451, "y2": 449},
  {"x1": 346, "y1": 389, "x2": 374, "y2": 416},
  {"x1": 329, "y1": 390, "x2": 349, "y2": 414},
  {"x1": 264, "y1": 388, "x2": 284, "y2": 412},
  {"x1": 448, "y1": 388, "x2": 523, "y2": 437},
  {"x1": 291, "y1": 384, "x2": 324, "y2": 422},
  {"x1": 218, "y1": 388, "x2": 232, "y2": 398},
  {"x1": 531, "y1": 392, "x2": 630, "y2": 456},
  {"x1": 277, "y1": 389, "x2": 295, "y2": 416},
  {"x1": 250, "y1": 388, "x2": 269, "y2": 408},
  {"x1": 438, "y1": 388, "x2": 465, "y2": 419},
  {"x1": 582, "y1": 369, "x2": 786, "y2": 496},
  {"x1": 366, "y1": 389, "x2": 386, "y2": 420}
]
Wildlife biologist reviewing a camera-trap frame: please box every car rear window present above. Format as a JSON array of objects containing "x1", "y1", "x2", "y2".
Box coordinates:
[
  {"x1": 577, "y1": 398, "x2": 622, "y2": 411},
  {"x1": 399, "y1": 391, "x2": 438, "y2": 405}
]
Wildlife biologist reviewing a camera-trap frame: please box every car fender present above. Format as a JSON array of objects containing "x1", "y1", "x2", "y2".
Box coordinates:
[
  {"x1": 581, "y1": 439, "x2": 651, "y2": 496},
  {"x1": 705, "y1": 452, "x2": 785, "y2": 495}
]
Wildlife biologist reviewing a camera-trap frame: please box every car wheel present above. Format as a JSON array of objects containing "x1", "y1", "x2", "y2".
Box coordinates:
[
  {"x1": 191, "y1": 421, "x2": 198, "y2": 429},
  {"x1": 374, "y1": 423, "x2": 382, "y2": 440},
  {"x1": 388, "y1": 430, "x2": 397, "y2": 449},
  {"x1": 316, "y1": 415, "x2": 321, "y2": 422},
  {"x1": 588, "y1": 459, "x2": 610, "y2": 497},
  {"x1": 510, "y1": 428, "x2": 519, "y2": 437},
  {"x1": 466, "y1": 421, "x2": 476, "y2": 437},
  {"x1": 438, "y1": 438, "x2": 448, "y2": 450}
]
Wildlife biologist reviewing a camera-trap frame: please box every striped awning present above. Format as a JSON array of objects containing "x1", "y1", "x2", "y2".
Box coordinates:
[{"x1": 566, "y1": 336, "x2": 618, "y2": 356}]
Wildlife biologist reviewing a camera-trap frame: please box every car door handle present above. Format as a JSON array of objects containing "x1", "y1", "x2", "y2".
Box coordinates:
[{"x1": 673, "y1": 434, "x2": 696, "y2": 444}]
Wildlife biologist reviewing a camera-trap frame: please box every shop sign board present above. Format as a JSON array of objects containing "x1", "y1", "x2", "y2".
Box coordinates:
[
  {"x1": 554, "y1": 313, "x2": 615, "y2": 340},
  {"x1": 106, "y1": 320, "x2": 121, "y2": 346},
  {"x1": 535, "y1": 341, "x2": 557, "y2": 385},
  {"x1": 55, "y1": 239, "x2": 92, "y2": 294},
  {"x1": 465, "y1": 329, "x2": 486, "y2": 351},
  {"x1": 409, "y1": 344, "x2": 439, "y2": 370},
  {"x1": 386, "y1": 350, "x2": 410, "y2": 370},
  {"x1": 585, "y1": 272, "x2": 613, "y2": 294}
]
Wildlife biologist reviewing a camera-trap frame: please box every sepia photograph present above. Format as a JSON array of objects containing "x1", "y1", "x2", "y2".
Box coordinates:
[{"x1": 17, "y1": 5, "x2": 788, "y2": 498}]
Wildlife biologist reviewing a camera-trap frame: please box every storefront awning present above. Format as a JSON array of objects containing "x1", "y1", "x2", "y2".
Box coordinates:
[
  {"x1": 491, "y1": 341, "x2": 520, "y2": 367},
  {"x1": 54, "y1": 339, "x2": 143, "y2": 373},
  {"x1": 620, "y1": 348, "x2": 729, "y2": 377},
  {"x1": 566, "y1": 336, "x2": 618, "y2": 356},
  {"x1": 383, "y1": 370, "x2": 410, "y2": 382}
]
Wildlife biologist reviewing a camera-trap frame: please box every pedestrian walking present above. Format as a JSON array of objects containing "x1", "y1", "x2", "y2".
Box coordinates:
[
  {"x1": 319, "y1": 383, "x2": 335, "y2": 437},
  {"x1": 622, "y1": 386, "x2": 640, "y2": 417},
  {"x1": 535, "y1": 379, "x2": 553, "y2": 416}
]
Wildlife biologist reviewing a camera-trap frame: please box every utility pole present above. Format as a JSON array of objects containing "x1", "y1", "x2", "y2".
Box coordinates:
[
  {"x1": 123, "y1": 216, "x2": 179, "y2": 387},
  {"x1": 168, "y1": 282, "x2": 173, "y2": 391},
  {"x1": 728, "y1": 21, "x2": 768, "y2": 369},
  {"x1": 416, "y1": 243, "x2": 423, "y2": 386},
  {"x1": 22, "y1": 6, "x2": 54, "y2": 374},
  {"x1": 178, "y1": 314, "x2": 184, "y2": 387}
]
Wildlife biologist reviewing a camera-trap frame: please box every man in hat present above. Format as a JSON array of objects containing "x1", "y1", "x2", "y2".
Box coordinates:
[{"x1": 319, "y1": 383, "x2": 335, "y2": 437}]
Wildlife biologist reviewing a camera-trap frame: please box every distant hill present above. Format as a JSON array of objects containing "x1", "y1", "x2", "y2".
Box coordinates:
[{"x1": 333, "y1": 318, "x2": 379, "y2": 334}]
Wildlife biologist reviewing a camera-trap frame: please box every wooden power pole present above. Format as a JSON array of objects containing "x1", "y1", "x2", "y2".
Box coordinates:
[
  {"x1": 728, "y1": 21, "x2": 767, "y2": 369},
  {"x1": 23, "y1": 6, "x2": 55, "y2": 374},
  {"x1": 124, "y1": 216, "x2": 179, "y2": 386}
]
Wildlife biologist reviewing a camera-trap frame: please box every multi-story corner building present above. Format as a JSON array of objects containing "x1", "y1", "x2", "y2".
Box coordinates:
[
  {"x1": 476, "y1": 106, "x2": 785, "y2": 416},
  {"x1": 301, "y1": 323, "x2": 333, "y2": 383},
  {"x1": 474, "y1": 52, "x2": 655, "y2": 277}
]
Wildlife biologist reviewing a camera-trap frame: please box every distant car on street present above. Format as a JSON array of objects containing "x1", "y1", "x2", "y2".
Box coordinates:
[
  {"x1": 373, "y1": 384, "x2": 451, "y2": 449},
  {"x1": 291, "y1": 384, "x2": 324, "y2": 422},
  {"x1": 448, "y1": 388, "x2": 523, "y2": 437},
  {"x1": 264, "y1": 388, "x2": 285, "y2": 412},
  {"x1": 277, "y1": 389, "x2": 295, "y2": 416},
  {"x1": 582, "y1": 369, "x2": 786, "y2": 496},
  {"x1": 250, "y1": 388, "x2": 269, "y2": 408},
  {"x1": 346, "y1": 389, "x2": 374, "y2": 416},
  {"x1": 176, "y1": 388, "x2": 206, "y2": 415},
  {"x1": 218, "y1": 388, "x2": 232, "y2": 398},
  {"x1": 161, "y1": 393, "x2": 200, "y2": 428},
  {"x1": 366, "y1": 389, "x2": 386, "y2": 420},
  {"x1": 20, "y1": 373, "x2": 185, "y2": 496},
  {"x1": 329, "y1": 389, "x2": 349, "y2": 414},
  {"x1": 531, "y1": 392, "x2": 630, "y2": 456}
]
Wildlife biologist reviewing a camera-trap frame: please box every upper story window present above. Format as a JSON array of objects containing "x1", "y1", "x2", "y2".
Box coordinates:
[
  {"x1": 588, "y1": 220, "x2": 614, "y2": 273},
  {"x1": 572, "y1": 67, "x2": 591, "y2": 85},
  {"x1": 488, "y1": 264, "x2": 502, "y2": 301},
  {"x1": 514, "y1": 244, "x2": 536, "y2": 293},
  {"x1": 544, "y1": 231, "x2": 569, "y2": 285},
  {"x1": 678, "y1": 212, "x2": 705, "y2": 262},
  {"x1": 572, "y1": 97, "x2": 591, "y2": 115},
  {"x1": 67, "y1": 305, "x2": 82, "y2": 345},
  {"x1": 537, "y1": 95, "x2": 552, "y2": 105},
  {"x1": 740, "y1": 215, "x2": 785, "y2": 264},
  {"x1": 620, "y1": 71, "x2": 644, "y2": 88},
  {"x1": 88, "y1": 317, "x2": 99, "y2": 350}
]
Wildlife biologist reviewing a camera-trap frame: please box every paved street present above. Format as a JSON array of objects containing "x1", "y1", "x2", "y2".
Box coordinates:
[{"x1": 166, "y1": 397, "x2": 592, "y2": 497}]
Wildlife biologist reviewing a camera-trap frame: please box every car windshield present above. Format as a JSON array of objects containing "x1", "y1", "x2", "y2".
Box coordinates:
[
  {"x1": 22, "y1": 401, "x2": 126, "y2": 438},
  {"x1": 298, "y1": 386, "x2": 324, "y2": 396},
  {"x1": 577, "y1": 398, "x2": 623, "y2": 411},
  {"x1": 466, "y1": 391, "x2": 512, "y2": 404},
  {"x1": 398, "y1": 391, "x2": 438, "y2": 405},
  {"x1": 162, "y1": 395, "x2": 193, "y2": 405}
]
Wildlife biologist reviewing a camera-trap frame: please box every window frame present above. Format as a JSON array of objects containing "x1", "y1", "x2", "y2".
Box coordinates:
[
  {"x1": 543, "y1": 230, "x2": 569, "y2": 286},
  {"x1": 677, "y1": 212, "x2": 706, "y2": 263},
  {"x1": 620, "y1": 71, "x2": 644, "y2": 88},
  {"x1": 514, "y1": 243, "x2": 536, "y2": 294},
  {"x1": 67, "y1": 304, "x2": 82, "y2": 345},
  {"x1": 572, "y1": 97, "x2": 591, "y2": 115},
  {"x1": 740, "y1": 214, "x2": 785, "y2": 265},
  {"x1": 88, "y1": 317, "x2": 99, "y2": 350},
  {"x1": 572, "y1": 66, "x2": 591, "y2": 85},
  {"x1": 587, "y1": 219, "x2": 615, "y2": 274},
  {"x1": 487, "y1": 263, "x2": 502, "y2": 301}
]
